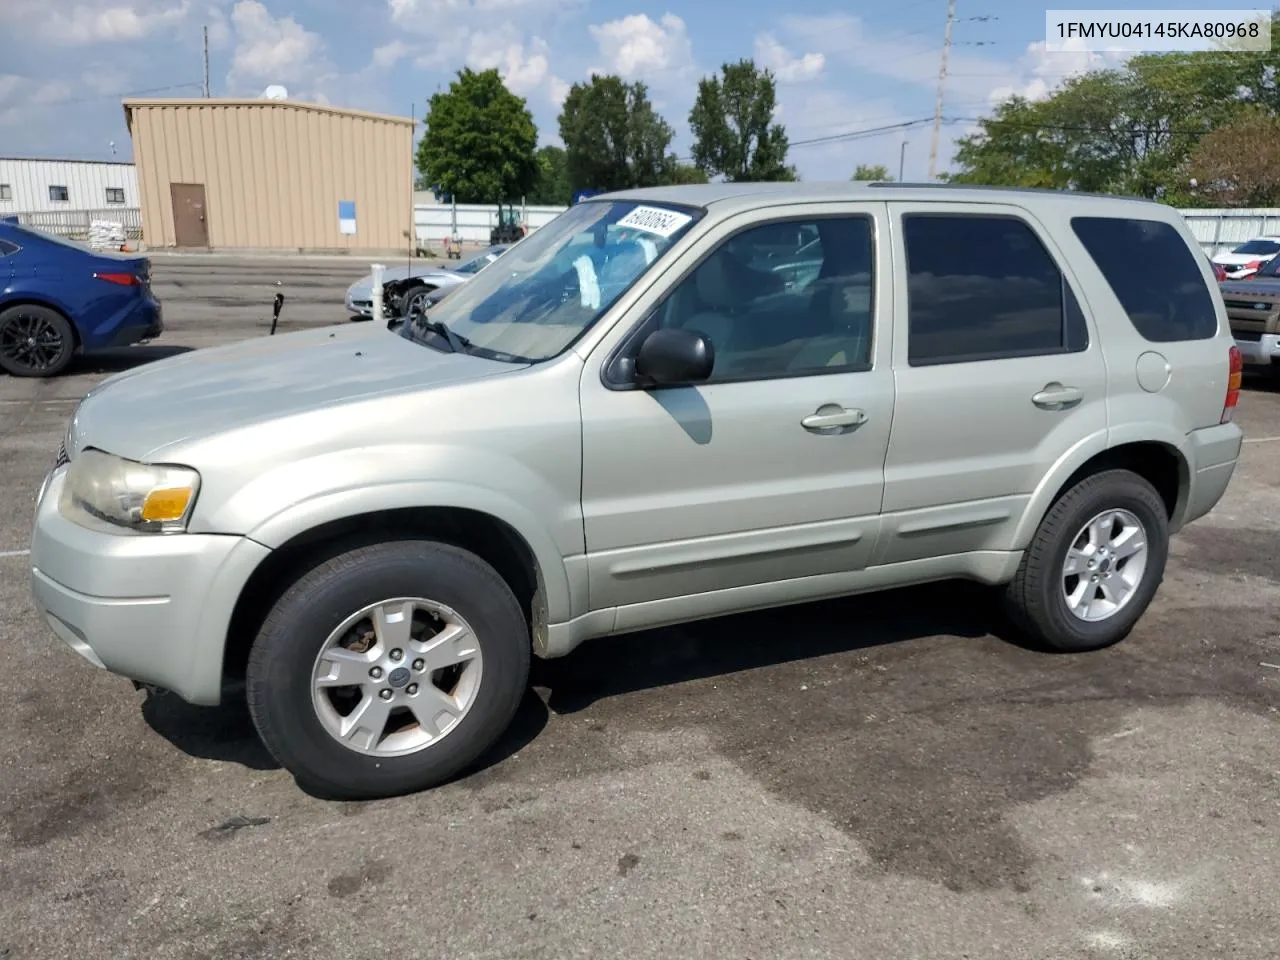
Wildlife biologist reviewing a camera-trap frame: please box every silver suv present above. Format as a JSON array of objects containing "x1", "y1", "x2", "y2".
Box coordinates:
[{"x1": 29, "y1": 183, "x2": 1244, "y2": 800}]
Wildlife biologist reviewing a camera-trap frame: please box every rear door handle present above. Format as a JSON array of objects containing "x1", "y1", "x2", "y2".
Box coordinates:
[
  {"x1": 802, "y1": 407, "x2": 868, "y2": 431},
  {"x1": 1031, "y1": 384, "x2": 1083, "y2": 410}
]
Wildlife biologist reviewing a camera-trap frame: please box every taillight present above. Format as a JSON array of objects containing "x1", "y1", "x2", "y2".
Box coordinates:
[
  {"x1": 93, "y1": 272, "x2": 139, "y2": 285},
  {"x1": 1245, "y1": 260, "x2": 1264, "y2": 273},
  {"x1": 1222, "y1": 344, "x2": 1243, "y2": 423}
]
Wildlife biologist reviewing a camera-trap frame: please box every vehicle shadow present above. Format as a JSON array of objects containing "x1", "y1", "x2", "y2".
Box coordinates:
[
  {"x1": 138, "y1": 580, "x2": 1007, "y2": 791},
  {"x1": 533, "y1": 580, "x2": 1007, "y2": 716},
  {"x1": 72, "y1": 344, "x2": 194, "y2": 374}
]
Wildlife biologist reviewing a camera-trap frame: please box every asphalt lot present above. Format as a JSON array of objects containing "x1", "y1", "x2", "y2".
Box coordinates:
[{"x1": 2, "y1": 255, "x2": 1279, "y2": 959}]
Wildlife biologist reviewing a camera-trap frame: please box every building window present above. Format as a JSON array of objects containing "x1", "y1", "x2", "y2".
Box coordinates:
[
  {"x1": 49, "y1": 185, "x2": 69, "y2": 202},
  {"x1": 0, "y1": 184, "x2": 11, "y2": 201},
  {"x1": 105, "y1": 187, "x2": 126, "y2": 204}
]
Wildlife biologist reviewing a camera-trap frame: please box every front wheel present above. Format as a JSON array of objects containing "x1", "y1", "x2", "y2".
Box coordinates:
[
  {"x1": 1003, "y1": 469, "x2": 1169, "y2": 652},
  {"x1": 246, "y1": 540, "x2": 530, "y2": 799}
]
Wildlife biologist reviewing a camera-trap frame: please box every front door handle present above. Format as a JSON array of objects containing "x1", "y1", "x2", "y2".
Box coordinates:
[
  {"x1": 802, "y1": 406, "x2": 868, "y2": 431},
  {"x1": 1031, "y1": 383, "x2": 1083, "y2": 410}
]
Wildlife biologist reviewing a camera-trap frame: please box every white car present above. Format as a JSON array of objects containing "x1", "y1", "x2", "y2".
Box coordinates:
[
  {"x1": 344, "y1": 244, "x2": 509, "y2": 318},
  {"x1": 1211, "y1": 236, "x2": 1280, "y2": 280}
]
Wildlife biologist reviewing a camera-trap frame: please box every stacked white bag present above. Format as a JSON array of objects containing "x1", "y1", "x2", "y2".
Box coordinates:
[{"x1": 87, "y1": 219, "x2": 126, "y2": 251}]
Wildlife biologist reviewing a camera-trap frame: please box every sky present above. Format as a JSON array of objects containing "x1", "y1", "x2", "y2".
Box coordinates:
[{"x1": 0, "y1": 0, "x2": 1235, "y2": 181}]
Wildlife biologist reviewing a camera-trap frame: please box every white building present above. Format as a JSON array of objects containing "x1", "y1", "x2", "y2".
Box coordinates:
[{"x1": 0, "y1": 157, "x2": 139, "y2": 214}]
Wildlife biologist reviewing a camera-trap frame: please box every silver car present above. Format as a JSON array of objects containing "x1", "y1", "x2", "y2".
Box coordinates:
[
  {"x1": 30, "y1": 183, "x2": 1242, "y2": 800},
  {"x1": 344, "y1": 244, "x2": 508, "y2": 317}
]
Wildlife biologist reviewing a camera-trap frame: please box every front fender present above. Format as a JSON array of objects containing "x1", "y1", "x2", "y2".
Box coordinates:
[{"x1": 192, "y1": 443, "x2": 582, "y2": 623}]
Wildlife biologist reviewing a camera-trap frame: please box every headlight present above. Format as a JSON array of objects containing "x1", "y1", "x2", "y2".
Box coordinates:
[{"x1": 58, "y1": 449, "x2": 200, "y2": 534}]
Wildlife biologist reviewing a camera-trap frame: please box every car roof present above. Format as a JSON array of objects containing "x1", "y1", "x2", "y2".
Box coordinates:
[{"x1": 591, "y1": 180, "x2": 1168, "y2": 216}]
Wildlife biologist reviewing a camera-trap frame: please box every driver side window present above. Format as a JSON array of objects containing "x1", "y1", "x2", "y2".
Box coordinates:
[{"x1": 658, "y1": 216, "x2": 875, "y2": 382}]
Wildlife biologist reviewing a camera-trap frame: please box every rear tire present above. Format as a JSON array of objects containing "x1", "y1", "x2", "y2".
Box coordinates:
[
  {"x1": 1003, "y1": 469, "x2": 1169, "y2": 652},
  {"x1": 246, "y1": 539, "x2": 530, "y2": 800},
  {"x1": 0, "y1": 304, "x2": 75, "y2": 377}
]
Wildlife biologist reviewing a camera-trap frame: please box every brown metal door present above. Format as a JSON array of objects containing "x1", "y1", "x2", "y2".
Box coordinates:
[{"x1": 170, "y1": 183, "x2": 208, "y2": 247}]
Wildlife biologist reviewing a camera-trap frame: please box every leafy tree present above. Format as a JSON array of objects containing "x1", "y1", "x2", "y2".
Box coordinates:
[
  {"x1": 946, "y1": 15, "x2": 1280, "y2": 199},
  {"x1": 1187, "y1": 107, "x2": 1280, "y2": 207},
  {"x1": 416, "y1": 68, "x2": 539, "y2": 204},
  {"x1": 558, "y1": 75, "x2": 675, "y2": 192},
  {"x1": 689, "y1": 59, "x2": 796, "y2": 181},
  {"x1": 852, "y1": 164, "x2": 892, "y2": 181},
  {"x1": 528, "y1": 145, "x2": 572, "y2": 205},
  {"x1": 661, "y1": 158, "x2": 709, "y2": 184}
]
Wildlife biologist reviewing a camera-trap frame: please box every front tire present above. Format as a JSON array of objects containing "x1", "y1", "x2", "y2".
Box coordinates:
[
  {"x1": 246, "y1": 540, "x2": 530, "y2": 800},
  {"x1": 1003, "y1": 469, "x2": 1169, "y2": 652}
]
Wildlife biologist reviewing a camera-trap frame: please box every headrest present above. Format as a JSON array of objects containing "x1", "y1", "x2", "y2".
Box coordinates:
[{"x1": 695, "y1": 251, "x2": 750, "y2": 311}]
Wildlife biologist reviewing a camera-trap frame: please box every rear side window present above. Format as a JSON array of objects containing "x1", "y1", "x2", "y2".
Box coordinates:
[
  {"x1": 1071, "y1": 217, "x2": 1217, "y2": 342},
  {"x1": 904, "y1": 214, "x2": 1088, "y2": 366}
]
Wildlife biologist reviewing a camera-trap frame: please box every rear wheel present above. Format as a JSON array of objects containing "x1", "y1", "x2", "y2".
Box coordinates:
[
  {"x1": 246, "y1": 539, "x2": 530, "y2": 799},
  {"x1": 0, "y1": 305, "x2": 75, "y2": 377},
  {"x1": 1004, "y1": 469, "x2": 1169, "y2": 652}
]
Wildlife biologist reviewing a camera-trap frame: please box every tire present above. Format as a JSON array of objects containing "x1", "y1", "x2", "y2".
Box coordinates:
[
  {"x1": 246, "y1": 539, "x2": 530, "y2": 800},
  {"x1": 402, "y1": 286, "x2": 435, "y2": 317},
  {"x1": 1003, "y1": 469, "x2": 1169, "y2": 653},
  {"x1": 0, "y1": 304, "x2": 76, "y2": 377}
]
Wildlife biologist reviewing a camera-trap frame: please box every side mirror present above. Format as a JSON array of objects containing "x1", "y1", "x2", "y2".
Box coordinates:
[{"x1": 635, "y1": 327, "x2": 715, "y2": 385}]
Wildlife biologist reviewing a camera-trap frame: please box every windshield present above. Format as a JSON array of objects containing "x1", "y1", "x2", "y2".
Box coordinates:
[
  {"x1": 403, "y1": 199, "x2": 702, "y2": 362},
  {"x1": 1258, "y1": 256, "x2": 1280, "y2": 278},
  {"x1": 1232, "y1": 239, "x2": 1280, "y2": 256}
]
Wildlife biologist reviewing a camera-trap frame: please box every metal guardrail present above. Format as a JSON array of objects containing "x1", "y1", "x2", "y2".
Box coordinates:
[{"x1": 12, "y1": 207, "x2": 143, "y2": 241}]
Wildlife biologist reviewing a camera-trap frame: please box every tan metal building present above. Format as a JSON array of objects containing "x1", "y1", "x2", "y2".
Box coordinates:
[{"x1": 123, "y1": 98, "x2": 414, "y2": 253}]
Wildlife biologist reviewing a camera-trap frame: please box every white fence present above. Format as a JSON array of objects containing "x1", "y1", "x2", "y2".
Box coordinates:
[
  {"x1": 1178, "y1": 207, "x2": 1280, "y2": 257},
  {"x1": 12, "y1": 207, "x2": 143, "y2": 241},
  {"x1": 414, "y1": 203, "x2": 568, "y2": 246}
]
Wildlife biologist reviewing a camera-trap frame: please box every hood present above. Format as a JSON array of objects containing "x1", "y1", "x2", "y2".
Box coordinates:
[
  {"x1": 347, "y1": 265, "x2": 461, "y2": 294},
  {"x1": 69, "y1": 323, "x2": 521, "y2": 461},
  {"x1": 1218, "y1": 278, "x2": 1280, "y2": 298},
  {"x1": 1214, "y1": 252, "x2": 1274, "y2": 266}
]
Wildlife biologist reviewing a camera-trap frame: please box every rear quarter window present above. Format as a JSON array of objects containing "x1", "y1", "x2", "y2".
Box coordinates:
[{"x1": 1070, "y1": 217, "x2": 1218, "y2": 342}]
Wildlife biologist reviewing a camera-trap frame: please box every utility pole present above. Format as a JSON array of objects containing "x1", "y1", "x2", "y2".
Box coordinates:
[
  {"x1": 927, "y1": 0, "x2": 956, "y2": 181},
  {"x1": 202, "y1": 25, "x2": 211, "y2": 97},
  {"x1": 899, "y1": 140, "x2": 908, "y2": 181}
]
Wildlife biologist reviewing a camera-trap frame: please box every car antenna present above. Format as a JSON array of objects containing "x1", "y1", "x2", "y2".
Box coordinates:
[{"x1": 269, "y1": 282, "x2": 284, "y2": 335}]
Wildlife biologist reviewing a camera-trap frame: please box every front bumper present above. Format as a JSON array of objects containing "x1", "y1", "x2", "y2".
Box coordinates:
[
  {"x1": 29, "y1": 468, "x2": 270, "y2": 705},
  {"x1": 1234, "y1": 331, "x2": 1280, "y2": 368},
  {"x1": 345, "y1": 291, "x2": 373, "y2": 317}
]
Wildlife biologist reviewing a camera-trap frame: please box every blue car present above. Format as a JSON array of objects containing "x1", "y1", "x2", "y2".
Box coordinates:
[{"x1": 0, "y1": 218, "x2": 163, "y2": 377}]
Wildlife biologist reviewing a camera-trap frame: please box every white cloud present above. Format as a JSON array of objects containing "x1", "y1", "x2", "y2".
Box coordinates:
[
  {"x1": 0, "y1": 0, "x2": 192, "y2": 45},
  {"x1": 775, "y1": 86, "x2": 916, "y2": 180},
  {"x1": 990, "y1": 38, "x2": 1129, "y2": 104},
  {"x1": 371, "y1": 39, "x2": 411, "y2": 70},
  {"x1": 0, "y1": 75, "x2": 76, "y2": 129},
  {"x1": 227, "y1": 0, "x2": 331, "y2": 92},
  {"x1": 588, "y1": 13, "x2": 694, "y2": 81},
  {"x1": 466, "y1": 32, "x2": 570, "y2": 106},
  {"x1": 754, "y1": 33, "x2": 824, "y2": 84}
]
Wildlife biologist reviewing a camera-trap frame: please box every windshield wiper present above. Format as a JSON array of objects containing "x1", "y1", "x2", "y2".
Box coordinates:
[{"x1": 413, "y1": 316, "x2": 472, "y2": 354}]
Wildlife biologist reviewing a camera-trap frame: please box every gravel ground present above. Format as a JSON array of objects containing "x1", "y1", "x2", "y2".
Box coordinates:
[{"x1": 1, "y1": 256, "x2": 1278, "y2": 959}]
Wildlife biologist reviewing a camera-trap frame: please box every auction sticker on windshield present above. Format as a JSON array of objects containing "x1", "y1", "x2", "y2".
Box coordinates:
[{"x1": 616, "y1": 206, "x2": 693, "y2": 238}]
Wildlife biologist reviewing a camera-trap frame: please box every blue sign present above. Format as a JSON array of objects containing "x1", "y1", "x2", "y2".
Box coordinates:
[{"x1": 338, "y1": 200, "x2": 356, "y2": 235}]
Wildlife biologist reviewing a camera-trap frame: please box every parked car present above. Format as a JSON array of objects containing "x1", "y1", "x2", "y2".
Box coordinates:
[
  {"x1": 0, "y1": 219, "x2": 162, "y2": 377},
  {"x1": 344, "y1": 244, "x2": 508, "y2": 319},
  {"x1": 31, "y1": 183, "x2": 1242, "y2": 800},
  {"x1": 1220, "y1": 253, "x2": 1280, "y2": 372},
  {"x1": 1211, "y1": 236, "x2": 1280, "y2": 280},
  {"x1": 1210, "y1": 259, "x2": 1227, "y2": 283}
]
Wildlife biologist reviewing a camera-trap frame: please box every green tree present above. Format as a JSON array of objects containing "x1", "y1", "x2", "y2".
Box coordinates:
[
  {"x1": 946, "y1": 16, "x2": 1280, "y2": 198},
  {"x1": 528, "y1": 145, "x2": 572, "y2": 205},
  {"x1": 689, "y1": 59, "x2": 795, "y2": 181},
  {"x1": 661, "y1": 157, "x2": 709, "y2": 184},
  {"x1": 416, "y1": 67, "x2": 539, "y2": 204},
  {"x1": 1186, "y1": 107, "x2": 1280, "y2": 207},
  {"x1": 851, "y1": 164, "x2": 892, "y2": 181},
  {"x1": 558, "y1": 75, "x2": 675, "y2": 192}
]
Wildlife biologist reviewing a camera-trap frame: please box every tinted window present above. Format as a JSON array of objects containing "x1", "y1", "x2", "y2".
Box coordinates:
[
  {"x1": 659, "y1": 216, "x2": 874, "y2": 381},
  {"x1": 1071, "y1": 217, "x2": 1218, "y2": 342},
  {"x1": 105, "y1": 187, "x2": 125, "y2": 204},
  {"x1": 1232, "y1": 239, "x2": 1280, "y2": 256},
  {"x1": 0, "y1": 239, "x2": 17, "y2": 256},
  {"x1": 905, "y1": 215, "x2": 1086, "y2": 366},
  {"x1": 0, "y1": 184, "x2": 10, "y2": 200},
  {"x1": 48, "y1": 185, "x2": 68, "y2": 202}
]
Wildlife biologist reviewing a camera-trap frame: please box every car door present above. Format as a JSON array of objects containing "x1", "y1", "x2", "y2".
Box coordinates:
[
  {"x1": 578, "y1": 204, "x2": 894, "y2": 622},
  {"x1": 874, "y1": 201, "x2": 1109, "y2": 565}
]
